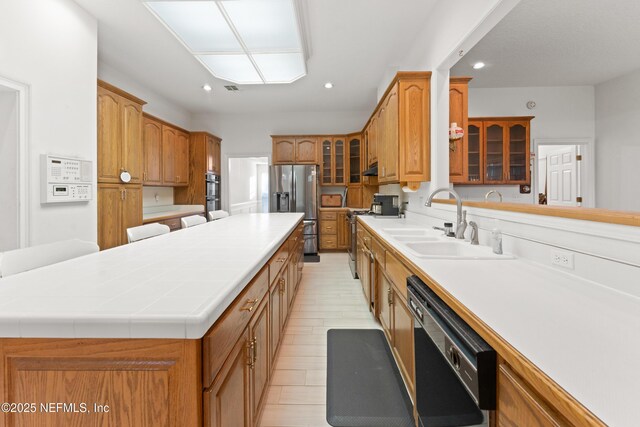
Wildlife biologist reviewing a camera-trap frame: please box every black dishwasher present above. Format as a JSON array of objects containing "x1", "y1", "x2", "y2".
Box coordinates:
[{"x1": 407, "y1": 275, "x2": 496, "y2": 427}]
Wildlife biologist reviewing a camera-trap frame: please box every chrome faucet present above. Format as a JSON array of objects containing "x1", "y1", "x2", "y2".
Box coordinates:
[
  {"x1": 485, "y1": 190, "x2": 503, "y2": 202},
  {"x1": 469, "y1": 221, "x2": 479, "y2": 245},
  {"x1": 425, "y1": 187, "x2": 465, "y2": 239}
]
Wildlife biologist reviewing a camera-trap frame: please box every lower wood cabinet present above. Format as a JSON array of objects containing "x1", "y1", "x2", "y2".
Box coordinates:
[
  {"x1": 269, "y1": 276, "x2": 282, "y2": 363},
  {"x1": 391, "y1": 286, "x2": 415, "y2": 397},
  {"x1": 204, "y1": 328, "x2": 250, "y2": 427},
  {"x1": 378, "y1": 270, "x2": 393, "y2": 343},
  {"x1": 249, "y1": 298, "x2": 270, "y2": 424},
  {"x1": 98, "y1": 184, "x2": 142, "y2": 250},
  {"x1": 496, "y1": 364, "x2": 569, "y2": 427},
  {"x1": 320, "y1": 209, "x2": 350, "y2": 251}
]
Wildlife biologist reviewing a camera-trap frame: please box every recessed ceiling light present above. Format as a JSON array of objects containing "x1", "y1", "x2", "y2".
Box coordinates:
[
  {"x1": 472, "y1": 62, "x2": 486, "y2": 70},
  {"x1": 324, "y1": 82, "x2": 334, "y2": 89},
  {"x1": 202, "y1": 84, "x2": 212, "y2": 92}
]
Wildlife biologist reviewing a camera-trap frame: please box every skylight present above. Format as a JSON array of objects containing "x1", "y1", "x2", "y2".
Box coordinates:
[{"x1": 144, "y1": 0, "x2": 307, "y2": 85}]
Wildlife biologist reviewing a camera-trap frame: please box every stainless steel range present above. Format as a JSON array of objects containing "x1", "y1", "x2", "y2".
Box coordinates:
[{"x1": 346, "y1": 209, "x2": 370, "y2": 278}]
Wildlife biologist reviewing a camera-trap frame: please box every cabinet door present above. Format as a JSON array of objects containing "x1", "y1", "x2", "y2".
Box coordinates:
[
  {"x1": 467, "y1": 121, "x2": 483, "y2": 183},
  {"x1": 497, "y1": 364, "x2": 567, "y2": 427},
  {"x1": 143, "y1": 117, "x2": 163, "y2": 185},
  {"x1": 279, "y1": 267, "x2": 289, "y2": 333},
  {"x1": 122, "y1": 186, "x2": 143, "y2": 244},
  {"x1": 204, "y1": 329, "x2": 250, "y2": 427},
  {"x1": 273, "y1": 138, "x2": 295, "y2": 164},
  {"x1": 337, "y1": 212, "x2": 349, "y2": 249},
  {"x1": 295, "y1": 137, "x2": 318, "y2": 164},
  {"x1": 507, "y1": 122, "x2": 529, "y2": 183},
  {"x1": 121, "y1": 98, "x2": 143, "y2": 183},
  {"x1": 97, "y1": 184, "x2": 122, "y2": 250},
  {"x1": 214, "y1": 139, "x2": 221, "y2": 174},
  {"x1": 348, "y1": 136, "x2": 361, "y2": 184},
  {"x1": 162, "y1": 126, "x2": 177, "y2": 185},
  {"x1": 383, "y1": 86, "x2": 399, "y2": 183},
  {"x1": 288, "y1": 257, "x2": 296, "y2": 309},
  {"x1": 398, "y1": 78, "x2": 430, "y2": 183},
  {"x1": 175, "y1": 130, "x2": 190, "y2": 186},
  {"x1": 392, "y1": 288, "x2": 414, "y2": 397},
  {"x1": 333, "y1": 138, "x2": 346, "y2": 185},
  {"x1": 378, "y1": 272, "x2": 393, "y2": 344},
  {"x1": 206, "y1": 136, "x2": 216, "y2": 173},
  {"x1": 97, "y1": 87, "x2": 121, "y2": 183},
  {"x1": 321, "y1": 138, "x2": 333, "y2": 185},
  {"x1": 377, "y1": 108, "x2": 387, "y2": 180},
  {"x1": 484, "y1": 122, "x2": 506, "y2": 183},
  {"x1": 249, "y1": 299, "x2": 269, "y2": 423},
  {"x1": 269, "y1": 283, "x2": 281, "y2": 364},
  {"x1": 346, "y1": 185, "x2": 363, "y2": 208},
  {"x1": 368, "y1": 116, "x2": 378, "y2": 166}
]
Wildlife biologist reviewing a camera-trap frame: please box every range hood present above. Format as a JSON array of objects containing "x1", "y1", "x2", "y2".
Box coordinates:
[{"x1": 362, "y1": 162, "x2": 378, "y2": 176}]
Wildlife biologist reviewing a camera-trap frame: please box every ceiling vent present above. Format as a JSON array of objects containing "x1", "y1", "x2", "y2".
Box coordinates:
[{"x1": 224, "y1": 85, "x2": 239, "y2": 91}]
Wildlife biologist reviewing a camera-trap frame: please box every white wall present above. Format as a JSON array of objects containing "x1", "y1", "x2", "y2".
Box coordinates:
[
  {"x1": 0, "y1": 91, "x2": 18, "y2": 250},
  {"x1": 0, "y1": 0, "x2": 98, "y2": 246},
  {"x1": 142, "y1": 186, "x2": 174, "y2": 208},
  {"x1": 453, "y1": 85, "x2": 595, "y2": 203},
  {"x1": 595, "y1": 68, "x2": 640, "y2": 212},
  {"x1": 191, "y1": 110, "x2": 369, "y2": 212},
  {"x1": 98, "y1": 62, "x2": 193, "y2": 130}
]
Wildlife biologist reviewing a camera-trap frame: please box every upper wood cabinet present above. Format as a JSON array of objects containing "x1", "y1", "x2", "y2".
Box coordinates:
[
  {"x1": 272, "y1": 137, "x2": 319, "y2": 164},
  {"x1": 143, "y1": 117, "x2": 163, "y2": 185},
  {"x1": 449, "y1": 77, "x2": 472, "y2": 183},
  {"x1": 207, "y1": 135, "x2": 222, "y2": 174},
  {"x1": 457, "y1": 117, "x2": 533, "y2": 185},
  {"x1": 319, "y1": 137, "x2": 347, "y2": 186},
  {"x1": 348, "y1": 134, "x2": 362, "y2": 185},
  {"x1": 175, "y1": 131, "x2": 222, "y2": 206},
  {"x1": 175, "y1": 130, "x2": 189, "y2": 185},
  {"x1": 364, "y1": 72, "x2": 431, "y2": 188},
  {"x1": 97, "y1": 81, "x2": 146, "y2": 184},
  {"x1": 142, "y1": 114, "x2": 191, "y2": 187}
]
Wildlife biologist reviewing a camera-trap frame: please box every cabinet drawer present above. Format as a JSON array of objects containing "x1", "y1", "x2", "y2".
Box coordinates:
[
  {"x1": 372, "y1": 238, "x2": 385, "y2": 264},
  {"x1": 288, "y1": 232, "x2": 302, "y2": 252},
  {"x1": 202, "y1": 266, "x2": 269, "y2": 388},
  {"x1": 161, "y1": 218, "x2": 181, "y2": 231},
  {"x1": 320, "y1": 211, "x2": 337, "y2": 220},
  {"x1": 320, "y1": 235, "x2": 337, "y2": 249},
  {"x1": 269, "y1": 244, "x2": 289, "y2": 286},
  {"x1": 320, "y1": 220, "x2": 337, "y2": 235},
  {"x1": 385, "y1": 251, "x2": 411, "y2": 300}
]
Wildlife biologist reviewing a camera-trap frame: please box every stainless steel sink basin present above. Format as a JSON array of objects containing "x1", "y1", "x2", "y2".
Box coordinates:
[{"x1": 405, "y1": 241, "x2": 514, "y2": 260}]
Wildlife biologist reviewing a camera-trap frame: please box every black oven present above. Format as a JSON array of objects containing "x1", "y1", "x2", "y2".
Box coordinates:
[{"x1": 407, "y1": 275, "x2": 496, "y2": 427}]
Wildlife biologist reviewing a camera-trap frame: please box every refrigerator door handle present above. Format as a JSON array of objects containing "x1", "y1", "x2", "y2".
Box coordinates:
[{"x1": 292, "y1": 168, "x2": 296, "y2": 213}]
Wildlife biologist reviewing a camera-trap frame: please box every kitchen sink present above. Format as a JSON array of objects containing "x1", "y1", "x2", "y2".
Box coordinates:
[
  {"x1": 405, "y1": 241, "x2": 514, "y2": 260},
  {"x1": 393, "y1": 236, "x2": 439, "y2": 242},
  {"x1": 382, "y1": 228, "x2": 437, "y2": 237}
]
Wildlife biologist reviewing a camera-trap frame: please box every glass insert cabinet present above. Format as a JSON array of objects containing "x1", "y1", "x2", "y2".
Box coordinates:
[{"x1": 460, "y1": 117, "x2": 533, "y2": 185}]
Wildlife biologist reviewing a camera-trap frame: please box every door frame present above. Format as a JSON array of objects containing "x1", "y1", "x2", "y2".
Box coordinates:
[
  {"x1": 0, "y1": 75, "x2": 30, "y2": 248},
  {"x1": 224, "y1": 153, "x2": 271, "y2": 214},
  {"x1": 533, "y1": 138, "x2": 595, "y2": 208}
]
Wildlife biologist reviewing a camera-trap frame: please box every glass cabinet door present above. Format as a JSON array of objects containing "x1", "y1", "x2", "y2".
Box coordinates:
[
  {"x1": 349, "y1": 137, "x2": 361, "y2": 184},
  {"x1": 334, "y1": 138, "x2": 345, "y2": 185},
  {"x1": 484, "y1": 123, "x2": 505, "y2": 182},
  {"x1": 322, "y1": 139, "x2": 333, "y2": 185},
  {"x1": 508, "y1": 124, "x2": 527, "y2": 182},
  {"x1": 467, "y1": 123, "x2": 481, "y2": 182}
]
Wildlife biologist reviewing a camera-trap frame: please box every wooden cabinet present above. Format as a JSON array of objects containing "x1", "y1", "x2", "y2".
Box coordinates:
[
  {"x1": 455, "y1": 117, "x2": 533, "y2": 185},
  {"x1": 175, "y1": 132, "x2": 223, "y2": 207},
  {"x1": 378, "y1": 271, "x2": 393, "y2": 343},
  {"x1": 363, "y1": 72, "x2": 431, "y2": 188},
  {"x1": 98, "y1": 184, "x2": 142, "y2": 250},
  {"x1": 248, "y1": 298, "x2": 269, "y2": 424},
  {"x1": 319, "y1": 137, "x2": 346, "y2": 186},
  {"x1": 348, "y1": 135, "x2": 362, "y2": 185},
  {"x1": 161, "y1": 125, "x2": 189, "y2": 186},
  {"x1": 337, "y1": 211, "x2": 349, "y2": 249},
  {"x1": 496, "y1": 364, "x2": 569, "y2": 427},
  {"x1": 449, "y1": 77, "x2": 472, "y2": 183},
  {"x1": 319, "y1": 209, "x2": 349, "y2": 250},
  {"x1": 272, "y1": 137, "x2": 319, "y2": 164},
  {"x1": 97, "y1": 82, "x2": 146, "y2": 184},
  {"x1": 269, "y1": 280, "x2": 281, "y2": 363},
  {"x1": 143, "y1": 116, "x2": 163, "y2": 185},
  {"x1": 204, "y1": 328, "x2": 250, "y2": 427},
  {"x1": 175, "y1": 130, "x2": 190, "y2": 185},
  {"x1": 391, "y1": 286, "x2": 415, "y2": 397}
]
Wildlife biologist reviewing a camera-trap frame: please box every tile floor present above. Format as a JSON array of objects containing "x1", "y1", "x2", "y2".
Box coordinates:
[{"x1": 259, "y1": 252, "x2": 381, "y2": 427}]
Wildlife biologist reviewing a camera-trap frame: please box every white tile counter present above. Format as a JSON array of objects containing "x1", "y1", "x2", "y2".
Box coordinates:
[
  {"x1": 358, "y1": 215, "x2": 640, "y2": 427},
  {"x1": 0, "y1": 213, "x2": 303, "y2": 340}
]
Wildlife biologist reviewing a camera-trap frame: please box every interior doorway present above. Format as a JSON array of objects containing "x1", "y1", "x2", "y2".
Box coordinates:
[
  {"x1": 534, "y1": 138, "x2": 595, "y2": 208},
  {"x1": 227, "y1": 156, "x2": 270, "y2": 215},
  {"x1": 0, "y1": 76, "x2": 29, "y2": 251}
]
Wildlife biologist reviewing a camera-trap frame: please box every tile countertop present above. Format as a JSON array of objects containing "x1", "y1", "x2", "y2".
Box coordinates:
[
  {"x1": 0, "y1": 213, "x2": 304, "y2": 340},
  {"x1": 142, "y1": 204, "x2": 205, "y2": 221},
  {"x1": 358, "y1": 215, "x2": 640, "y2": 427}
]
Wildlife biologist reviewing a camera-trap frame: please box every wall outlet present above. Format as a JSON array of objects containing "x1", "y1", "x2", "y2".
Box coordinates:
[{"x1": 551, "y1": 249, "x2": 574, "y2": 270}]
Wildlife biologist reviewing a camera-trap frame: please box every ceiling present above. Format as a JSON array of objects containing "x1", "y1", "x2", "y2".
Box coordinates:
[
  {"x1": 451, "y1": 0, "x2": 640, "y2": 88},
  {"x1": 73, "y1": 0, "x2": 437, "y2": 114}
]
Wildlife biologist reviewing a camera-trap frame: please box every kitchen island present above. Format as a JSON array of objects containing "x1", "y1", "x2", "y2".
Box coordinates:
[{"x1": 0, "y1": 213, "x2": 305, "y2": 427}]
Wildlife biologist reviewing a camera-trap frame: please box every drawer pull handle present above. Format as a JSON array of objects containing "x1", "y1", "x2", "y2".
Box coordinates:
[
  {"x1": 246, "y1": 337, "x2": 256, "y2": 368},
  {"x1": 240, "y1": 299, "x2": 259, "y2": 312}
]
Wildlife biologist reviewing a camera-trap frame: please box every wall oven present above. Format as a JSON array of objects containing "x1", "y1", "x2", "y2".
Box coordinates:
[
  {"x1": 407, "y1": 275, "x2": 496, "y2": 427},
  {"x1": 205, "y1": 173, "x2": 221, "y2": 213}
]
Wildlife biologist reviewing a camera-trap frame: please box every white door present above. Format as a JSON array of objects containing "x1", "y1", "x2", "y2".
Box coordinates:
[{"x1": 546, "y1": 146, "x2": 578, "y2": 206}]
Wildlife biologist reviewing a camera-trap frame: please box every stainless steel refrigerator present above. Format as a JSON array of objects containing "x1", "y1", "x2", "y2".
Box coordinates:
[{"x1": 269, "y1": 165, "x2": 319, "y2": 255}]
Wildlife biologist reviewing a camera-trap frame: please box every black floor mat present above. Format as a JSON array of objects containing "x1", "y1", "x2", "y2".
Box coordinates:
[
  {"x1": 304, "y1": 254, "x2": 320, "y2": 262},
  {"x1": 326, "y1": 329, "x2": 414, "y2": 427}
]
